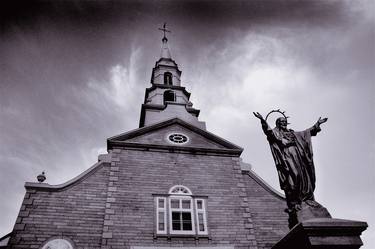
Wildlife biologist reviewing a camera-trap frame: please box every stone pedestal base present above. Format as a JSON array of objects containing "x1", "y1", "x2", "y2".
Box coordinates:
[
  {"x1": 297, "y1": 202, "x2": 331, "y2": 221},
  {"x1": 272, "y1": 218, "x2": 368, "y2": 249},
  {"x1": 288, "y1": 201, "x2": 332, "y2": 228}
]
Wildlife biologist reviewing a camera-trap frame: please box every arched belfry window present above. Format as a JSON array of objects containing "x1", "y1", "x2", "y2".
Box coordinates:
[
  {"x1": 155, "y1": 185, "x2": 208, "y2": 236},
  {"x1": 164, "y1": 72, "x2": 173, "y2": 85},
  {"x1": 163, "y1": 90, "x2": 175, "y2": 104}
]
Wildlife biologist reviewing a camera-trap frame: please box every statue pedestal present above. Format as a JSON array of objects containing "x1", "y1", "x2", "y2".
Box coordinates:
[
  {"x1": 288, "y1": 201, "x2": 332, "y2": 228},
  {"x1": 297, "y1": 202, "x2": 331, "y2": 221},
  {"x1": 272, "y1": 218, "x2": 368, "y2": 249},
  {"x1": 287, "y1": 201, "x2": 332, "y2": 229}
]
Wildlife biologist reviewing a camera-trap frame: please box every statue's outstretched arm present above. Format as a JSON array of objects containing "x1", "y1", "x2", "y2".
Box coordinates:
[
  {"x1": 253, "y1": 112, "x2": 264, "y2": 120},
  {"x1": 253, "y1": 112, "x2": 271, "y2": 134},
  {"x1": 311, "y1": 117, "x2": 328, "y2": 136}
]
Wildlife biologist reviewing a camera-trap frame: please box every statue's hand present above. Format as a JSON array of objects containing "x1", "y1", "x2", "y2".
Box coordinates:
[
  {"x1": 317, "y1": 117, "x2": 328, "y2": 125},
  {"x1": 253, "y1": 112, "x2": 264, "y2": 121}
]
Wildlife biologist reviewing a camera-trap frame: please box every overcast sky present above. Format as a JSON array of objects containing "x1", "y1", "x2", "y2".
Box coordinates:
[{"x1": 1, "y1": 0, "x2": 374, "y2": 247}]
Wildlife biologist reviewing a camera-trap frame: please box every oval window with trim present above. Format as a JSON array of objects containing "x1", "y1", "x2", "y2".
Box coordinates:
[{"x1": 168, "y1": 133, "x2": 189, "y2": 144}]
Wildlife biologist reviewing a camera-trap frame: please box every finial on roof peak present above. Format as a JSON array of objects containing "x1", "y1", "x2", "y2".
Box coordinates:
[
  {"x1": 158, "y1": 22, "x2": 171, "y2": 41},
  {"x1": 158, "y1": 23, "x2": 172, "y2": 59},
  {"x1": 37, "y1": 171, "x2": 46, "y2": 183}
]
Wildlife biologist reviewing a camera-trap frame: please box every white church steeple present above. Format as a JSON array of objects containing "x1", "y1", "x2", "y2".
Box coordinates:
[
  {"x1": 139, "y1": 24, "x2": 205, "y2": 129},
  {"x1": 151, "y1": 23, "x2": 181, "y2": 86}
]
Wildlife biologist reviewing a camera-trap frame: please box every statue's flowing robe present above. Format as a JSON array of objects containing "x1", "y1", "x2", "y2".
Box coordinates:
[{"x1": 262, "y1": 122, "x2": 321, "y2": 204}]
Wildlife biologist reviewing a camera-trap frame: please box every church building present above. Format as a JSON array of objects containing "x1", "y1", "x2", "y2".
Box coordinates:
[{"x1": 5, "y1": 28, "x2": 291, "y2": 249}]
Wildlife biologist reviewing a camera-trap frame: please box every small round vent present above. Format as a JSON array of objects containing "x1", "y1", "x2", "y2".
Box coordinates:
[{"x1": 168, "y1": 133, "x2": 189, "y2": 144}]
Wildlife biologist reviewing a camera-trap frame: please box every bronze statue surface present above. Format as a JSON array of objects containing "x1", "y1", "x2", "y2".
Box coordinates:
[{"x1": 253, "y1": 110, "x2": 330, "y2": 228}]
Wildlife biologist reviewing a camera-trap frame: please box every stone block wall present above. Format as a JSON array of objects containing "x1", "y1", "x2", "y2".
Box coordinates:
[
  {"x1": 8, "y1": 148, "x2": 288, "y2": 249},
  {"x1": 102, "y1": 148, "x2": 254, "y2": 249},
  {"x1": 243, "y1": 173, "x2": 289, "y2": 249},
  {"x1": 8, "y1": 163, "x2": 110, "y2": 249}
]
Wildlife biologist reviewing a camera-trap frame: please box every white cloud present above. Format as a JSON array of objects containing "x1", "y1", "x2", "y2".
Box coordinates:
[{"x1": 85, "y1": 45, "x2": 143, "y2": 110}]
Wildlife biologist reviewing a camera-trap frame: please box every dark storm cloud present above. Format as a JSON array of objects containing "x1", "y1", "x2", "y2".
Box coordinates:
[
  {"x1": 171, "y1": 0, "x2": 345, "y2": 26},
  {"x1": 0, "y1": 0, "x2": 137, "y2": 32},
  {"x1": 0, "y1": 0, "x2": 350, "y2": 80},
  {"x1": 1, "y1": 0, "x2": 345, "y2": 32},
  {"x1": 0, "y1": 0, "x2": 373, "y2": 248},
  {"x1": 1, "y1": 1, "x2": 143, "y2": 90}
]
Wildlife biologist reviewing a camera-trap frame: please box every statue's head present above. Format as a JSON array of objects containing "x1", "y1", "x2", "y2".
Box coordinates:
[{"x1": 276, "y1": 117, "x2": 288, "y2": 130}]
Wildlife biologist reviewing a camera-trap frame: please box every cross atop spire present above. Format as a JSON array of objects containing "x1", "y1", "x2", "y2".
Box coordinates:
[
  {"x1": 158, "y1": 23, "x2": 172, "y2": 59},
  {"x1": 158, "y1": 23, "x2": 171, "y2": 41}
]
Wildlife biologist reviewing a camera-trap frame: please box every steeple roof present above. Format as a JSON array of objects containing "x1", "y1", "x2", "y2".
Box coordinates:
[
  {"x1": 158, "y1": 23, "x2": 172, "y2": 59},
  {"x1": 160, "y1": 37, "x2": 172, "y2": 59}
]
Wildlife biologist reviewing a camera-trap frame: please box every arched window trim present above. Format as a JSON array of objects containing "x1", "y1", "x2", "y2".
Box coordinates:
[
  {"x1": 41, "y1": 238, "x2": 74, "y2": 249},
  {"x1": 168, "y1": 185, "x2": 192, "y2": 195}
]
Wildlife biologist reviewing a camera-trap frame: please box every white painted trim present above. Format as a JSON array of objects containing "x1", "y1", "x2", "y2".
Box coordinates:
[
  {"x1": 169, "y1": 197, "x2": 195, "y2": 235},
  {"x1": 168, "y1": 185, "x2": 192, "y2": 195},
  {"x1": 155, "y1": 197, "x2": 167, "y2": 234},
  {"x1": 195, "y1": 199, "x2": 208, "y2": 235},
  {"x1": 166, "y1": 132, "x2": 190, "y2": 145}
]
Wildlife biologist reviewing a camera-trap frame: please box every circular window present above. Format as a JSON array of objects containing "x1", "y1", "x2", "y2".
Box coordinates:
[
  {"x1": 42, "y1": 239, "x2": 73, "y2": 249},
  {"x1": 168, "y1": 133, "x2": 189, "y2": 144}
]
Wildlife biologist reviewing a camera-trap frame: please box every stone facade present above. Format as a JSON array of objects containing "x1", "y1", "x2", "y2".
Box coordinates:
[{"x1": 7, "y1": 120, "x2": 289, "y2": 249}]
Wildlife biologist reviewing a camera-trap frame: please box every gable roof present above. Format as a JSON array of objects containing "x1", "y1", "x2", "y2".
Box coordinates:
[{"x1": 107, "y1": 118, "x2": 243, "y2": 156}]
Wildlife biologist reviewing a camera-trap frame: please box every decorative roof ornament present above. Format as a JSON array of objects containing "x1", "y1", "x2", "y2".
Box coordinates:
[
  {"x1": 158, "y1": 23, "x2": 172, "y2": 59},
  {"x1": 37, "y1": 171, "x2": 46, "y2": 183},
  {"x1": 158, "y1": 22, "x2": 171, "y2": 42}
]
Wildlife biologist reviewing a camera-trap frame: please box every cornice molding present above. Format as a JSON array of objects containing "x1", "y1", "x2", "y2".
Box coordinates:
[{"x1": 108, "y1": 141, "x2": 243, "y2": 156}]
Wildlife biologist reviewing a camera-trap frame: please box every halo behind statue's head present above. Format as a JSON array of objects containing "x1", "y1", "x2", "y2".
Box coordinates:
[{"x1": 265, "y1": 109, "x2": 290, "y2": 125}]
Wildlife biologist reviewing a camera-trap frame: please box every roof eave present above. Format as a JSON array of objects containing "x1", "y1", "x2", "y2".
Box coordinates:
[{"x1": 108, "y1": 141, "x2": 243, "y2": 156}]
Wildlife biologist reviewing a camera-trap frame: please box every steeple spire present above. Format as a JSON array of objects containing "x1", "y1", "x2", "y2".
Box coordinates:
[
  {"x1": 138, "y1": 24, "x2": 206, "y2": 129},
  {"x1": 159, "y1": 23, "x2": 172, "y2": 59}
]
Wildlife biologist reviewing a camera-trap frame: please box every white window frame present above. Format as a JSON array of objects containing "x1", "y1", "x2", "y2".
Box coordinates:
[
  {"x1": 195, "y1": 199, "x2": 208, "y2": 235},
  {"x1": 155, "y1": 185, "x2": 208, "y2": 236},
  {"x1": 155, "y1": 197, "x2": 167, "y2": 234},
  {"x1": 169, "y1": 196, "x2": 195, "y2": 235}
]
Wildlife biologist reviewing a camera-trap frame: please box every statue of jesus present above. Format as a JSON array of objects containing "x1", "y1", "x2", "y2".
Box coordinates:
[{"x1": 253, "y1": 111, "x2": 328, "y2": 227}]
